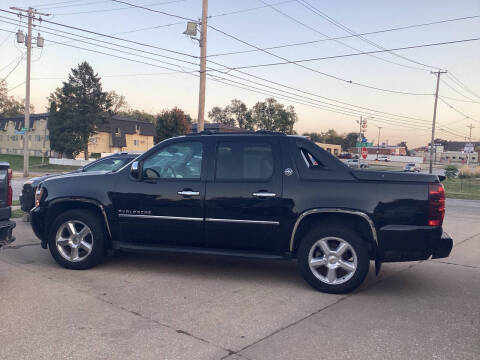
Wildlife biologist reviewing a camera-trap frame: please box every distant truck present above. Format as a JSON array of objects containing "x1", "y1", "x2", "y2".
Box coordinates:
[{"x1": 0, "y1": 162, "x2": 15, "y2": 248}]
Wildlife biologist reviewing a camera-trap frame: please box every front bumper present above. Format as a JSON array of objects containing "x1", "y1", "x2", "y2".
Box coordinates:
[
  {"x1": 378, "y1": 225, "x2": 453, "y2": 262},
  {"x1": 30, "y1": 206, "x2": 48, "y2": 248},
  {"x1": 0, "y1": 219, "x2": 16, "y2": 248}
]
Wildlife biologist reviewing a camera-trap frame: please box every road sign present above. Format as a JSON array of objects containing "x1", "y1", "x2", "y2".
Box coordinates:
[
  {"x1": 356, "y1": 142, "x2": 373, "y2": 147},
  {"x1": 361, "y1": 147, "x2": 368, "y2": 159},
  {"x1": 464, "y1": 143, "x2": 475, "y2": 153},
  {"x1": 14, "y1": 130, "x2": 26, "y2": 135},
  {"x1": 21, "y1": 127, "x2": 28, "y2": 131}
]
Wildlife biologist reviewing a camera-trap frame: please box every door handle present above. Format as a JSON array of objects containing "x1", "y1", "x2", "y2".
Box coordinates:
[
  {"x1": 177, "y1": 190, "x2": 200, "y2": 196},
  {"x1": 252, "y1": 192, "x2": 276, "y2": 198}
]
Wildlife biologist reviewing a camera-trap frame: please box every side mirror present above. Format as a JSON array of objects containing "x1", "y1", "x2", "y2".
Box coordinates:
[{"x1": 130, "y1": 161, "x2": 142, "y2": 180}]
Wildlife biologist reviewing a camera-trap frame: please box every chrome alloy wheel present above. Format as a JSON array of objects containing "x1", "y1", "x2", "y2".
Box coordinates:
[
  {"x1": 55, "y1": 220, "x2": 94, "y2": 262},
  {"x1": 308, "y1": 237, "x2": 358, "y2": 285}
]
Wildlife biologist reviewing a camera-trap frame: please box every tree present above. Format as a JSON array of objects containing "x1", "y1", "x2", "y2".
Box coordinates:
[
  {"x1": 47, "y1": 62, "x2": 112, "y2": 159},
  {"x1": 302, "y1": 132, "x2": 323, "y2": 142},
  {"x1": 225, "y1": 99, "x2": 254, "y2": 130},
  {"x1": 251, "y1": 98, "x2": 297, "y2": 134},
  {"x1": 155, "y1": 107, "x2": 191, "y2": 143},
  {"x1": 118, "y1": 109, "x2": 156, "y2": 123},
  {"x1": 108, "y1": 90, "x2": 130, "y2": 113},
  {"x1": 208, "y1": 106, "x2": 233, "y2": 126},
  {"x1": 0, "y1": 79, "x2": 33, "y2": 118},
  {"x1": 342, "y1": 132, "x2": 358, "y2": 149}
]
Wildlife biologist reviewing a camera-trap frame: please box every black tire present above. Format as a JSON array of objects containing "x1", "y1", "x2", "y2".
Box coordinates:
[
  {"x1": 48, "y1": 209, "x2": 105, "y2": 270},
  {"x1": 298, "y1": 223, "x2": 369, "y2": 294}
]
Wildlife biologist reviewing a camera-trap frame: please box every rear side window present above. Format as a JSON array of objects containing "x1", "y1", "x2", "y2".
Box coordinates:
[
  {"x1": 215, "y1": 142, "x2": 274, "y2": 181},
  {"x1": 300, "y1": 148, "x2": 325, "y2": 168}
]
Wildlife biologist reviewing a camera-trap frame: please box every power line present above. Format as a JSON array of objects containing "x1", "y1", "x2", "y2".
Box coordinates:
[
  {"x1": 295, "y1": 0, "x2": 439, "y2": 71},
  {"x1": 0, "y1": 17, "x2": 198, "y2": 70},
  {"x1": 0, "y1": 22, "x2": 439, "y2": 129},
  {"x1": 208, "y1": 25, "x2": 434, "y2": 96},
  {"x1": 208, "y1": 14, "x2": 480, "y2": 57},
  {"x1": 110, "y1": 0, "x2": 194, "y2": 21},
  {"x1": 0, "y1": 9, "x2": 197, "y2": 59},
  {"x1": 1, "y1": 55, "x2": 24, "y2": 80},
  {"x1": 440, "y1": 95, "x2": 480, "y2": 104},
  {"x1": 259, "y1": 0, "x2": 432, "y2": 72},
  {"x1": 439, "y1": 96, "x2": 480, "y2": 124},
  {"x1": 214, "y1": 36, "x2": 480, "y2": 71},
  {"x1": 440, "y1": 78, "x2": 478, "y2": 101},
  {"x1": 51, "y1": 0, "x2": 188, "y2": 16},
  {"x1": 446, "y1": 72, "x2": 480, "y2": 99}
]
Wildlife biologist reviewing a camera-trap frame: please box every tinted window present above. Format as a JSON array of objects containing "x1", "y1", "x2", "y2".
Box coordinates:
[
  {"x1": 142, "y1": 141, "x2": 203, "y2": 179},
  {"x1": 85, "y1": 158, "x2": 132, "y2": 172},
  {"x1": 300, "y1": 148, "x2": 325, "y2": 168},
  {"x1": 215, "y1": 142, "x2": 274, "y2": 181}
]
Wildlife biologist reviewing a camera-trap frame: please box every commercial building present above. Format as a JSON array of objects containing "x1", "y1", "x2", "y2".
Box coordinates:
[
  {"x1": 315, "y1": 142, "x2": 341, "y2": 156},
  {"x1": 0, "y1": 113, "x2": 154, "y2": 158}
]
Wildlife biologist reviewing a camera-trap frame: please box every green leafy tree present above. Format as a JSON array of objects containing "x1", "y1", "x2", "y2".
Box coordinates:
[
  {"x1": 208, "y1": 106, "x2": 233, "y2": 126},
  {"x1": 0, "y1": 79, "x2": 33, "y2": 118},
  {"x1": 342, "y1": 132, "x2": 358, "y2": 149},
  {"x1": 155, "y1": 107, "x2": 191, "y2": 143},
  {"x1": 445, "y1": 165, "x2": 458, "y2": 179},
  {"x1": 118, "y1": 109, "x2": 156, "y2": 123},
  {"x1": 251, "y1": 98, "x2": 297, "y2": 134},
  {"x1": 47, "y1": 62, "x2": 112, "y2": 159},
  {"x1": 108, "y1": 90, "x2": 130, "y2": 113}
]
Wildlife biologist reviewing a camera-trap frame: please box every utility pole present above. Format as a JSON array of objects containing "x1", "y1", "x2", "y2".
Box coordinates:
[
  {"x1": 196, "y1": 0, "x2": 208, "y2": 133},
  {"x1": 429, "y1": 70, "x2": 448, "y2": 174},
  {"x1": 376, "y1": 126, "x2": 382, "y2": 160},
  {"x1": 466, "y1": 124, "x2": 475, "y2": 166},
  {"x1": 10, "y1": 6, "x2": 48, "y2": 177}
]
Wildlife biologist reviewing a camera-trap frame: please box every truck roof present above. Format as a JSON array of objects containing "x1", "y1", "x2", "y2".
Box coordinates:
[{"x1": 186, "y1": 130, "x2": 287, "y2": 137}]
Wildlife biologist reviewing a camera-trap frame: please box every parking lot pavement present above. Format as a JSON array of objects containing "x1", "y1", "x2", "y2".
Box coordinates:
[{"x1": 1, "y1": 199, "x2": 479, "y2": 360}]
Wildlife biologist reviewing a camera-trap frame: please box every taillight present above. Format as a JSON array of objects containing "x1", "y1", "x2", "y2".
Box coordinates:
[
  {"x1": 428, "y1": 183, "x2": 445, "y2": 226},
  {"x1": 7, "y1": 168, "x2": 12, "y2": 207}
]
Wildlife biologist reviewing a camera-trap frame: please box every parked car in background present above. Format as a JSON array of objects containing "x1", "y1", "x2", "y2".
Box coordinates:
[
  {"x1": 346, "y1": 159, "x2": 368, "y2": 168},
  {"x1": 30, "y1": 132, "x2": 452, "y2": 294},
  {"x1": 20, "y1": 152, "x2": 140, "y2": 212},
  {"x1": 404, "y1": 163, "x2": 421, "y2": 172},
  {"x1": 338, "y1": 153, "x2": 353, "y2": 159},
  {"x1": 377, "y1": 155, "x2": 390, "y2": 162},
  {"x1": 0, "y1": 162, "x2": 15, "y2": 248}
]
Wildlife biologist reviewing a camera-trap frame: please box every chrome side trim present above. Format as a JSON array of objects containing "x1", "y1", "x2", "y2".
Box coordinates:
[
  {"x1": 252, "y1": 192, "x2": 276, "y2": 198},
  {"x1": 205, "y1": 218, "x2": 280, "y2": 225},
  {"x1": 289, "y1": 208, "x2": 378, "y2": 251},
  {"x1": 119, "y1": 214, "x2": 203, "y2": 221}
]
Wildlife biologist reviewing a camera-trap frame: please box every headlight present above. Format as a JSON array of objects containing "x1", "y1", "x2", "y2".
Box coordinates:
[{"x1": 35, "y1": 187, "x2": 45, "y2": 207}]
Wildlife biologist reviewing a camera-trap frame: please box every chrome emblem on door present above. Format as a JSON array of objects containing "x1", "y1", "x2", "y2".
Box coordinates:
[{"x1": 284, "y1": 168, "x2": 293, "y2": 176}]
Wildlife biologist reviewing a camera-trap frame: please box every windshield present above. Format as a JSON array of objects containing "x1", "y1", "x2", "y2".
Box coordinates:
[{"x1": 85, "y1": 157, "x2": 133, "y2": 172}]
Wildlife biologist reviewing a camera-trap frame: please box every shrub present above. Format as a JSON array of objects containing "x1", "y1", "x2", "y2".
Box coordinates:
[
  {"x1": 444, "y1": 165, "x2": 458, "y2": 179},
  {"x1": 458, "y1": 166, "x2": 473, "y2": 179}
]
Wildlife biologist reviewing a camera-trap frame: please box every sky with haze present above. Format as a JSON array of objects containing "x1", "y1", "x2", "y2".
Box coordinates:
[{"x1": 1, "y1": 0, "x2": 479, "y2": 148}]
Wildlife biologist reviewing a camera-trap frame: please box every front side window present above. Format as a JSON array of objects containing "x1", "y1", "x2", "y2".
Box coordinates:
[
  {"x1": 142, "y1": 141, "x2": 203, "y2": 180},
  {"x1": 215, "y1": 142, "x2": 274, "y2": 181}
]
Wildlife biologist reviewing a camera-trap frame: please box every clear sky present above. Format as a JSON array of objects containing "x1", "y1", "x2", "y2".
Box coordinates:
[{"x1": 1, "y1": 0, "x2": 479, "y2": 148}]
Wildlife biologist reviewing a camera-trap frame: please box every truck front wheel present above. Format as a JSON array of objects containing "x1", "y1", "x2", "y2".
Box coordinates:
[
  {"x1": 298, "y1": 224, "x2": 369, "y2": 293},
  {"x1": 48, "y1": 209, "x2": 105, "y2": 270}
]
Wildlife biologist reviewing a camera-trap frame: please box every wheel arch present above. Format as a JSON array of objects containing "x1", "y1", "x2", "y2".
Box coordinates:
[{"x1": 290, "y1": 209, "x2": 378, "y2": 257}]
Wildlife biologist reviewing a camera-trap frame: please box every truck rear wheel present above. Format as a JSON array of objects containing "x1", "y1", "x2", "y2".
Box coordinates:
[
  {"x1": 48, "y1": 209, "x2": 105, "y2": 270},
  {"x1": 298, "y1": 223, "x2": 369, "y2": 294}
]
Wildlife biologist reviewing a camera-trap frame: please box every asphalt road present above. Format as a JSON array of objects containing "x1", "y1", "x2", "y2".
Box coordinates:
[{"x1": 0, "y1": 199, "x2": 479, "y2": 360}]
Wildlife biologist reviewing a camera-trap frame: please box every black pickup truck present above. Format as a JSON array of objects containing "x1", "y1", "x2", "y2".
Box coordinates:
[
  {"x1": 0, "y1": 162, "x2": 15, "y2": 248},
  {"x1": 30, "y1": 132, "x2": 453, "y2": 293}
]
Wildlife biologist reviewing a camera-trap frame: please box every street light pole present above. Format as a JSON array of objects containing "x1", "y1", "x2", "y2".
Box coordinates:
[
  {"x1": 376, "y1": 126, "x2": 382, "y2": 160},
  {"x1": 196, "y1": 0, "x2": 208, "y2": 133}
]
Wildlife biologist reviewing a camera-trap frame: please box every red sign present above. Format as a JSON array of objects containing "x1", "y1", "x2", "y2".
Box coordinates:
[{"x1": 361, "y1": 147, "x2": 368, "y2": 159}]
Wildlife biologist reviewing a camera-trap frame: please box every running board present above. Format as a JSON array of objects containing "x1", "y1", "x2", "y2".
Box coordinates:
[{"x1": 112, "y1": 241, "x2": 288, "y2": 260}]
